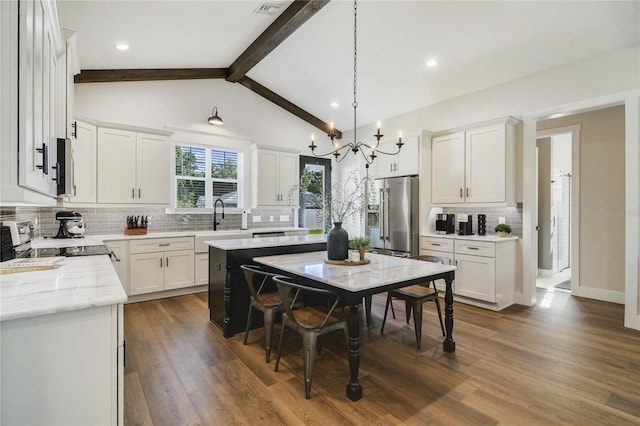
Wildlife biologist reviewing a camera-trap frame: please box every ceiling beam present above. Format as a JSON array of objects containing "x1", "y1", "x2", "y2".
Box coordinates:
[
  {"x1": 75, "y1": 68, "x2": 228, "y2": 83},
  {"x1": 226, "y1": 1, "x2": 331, "y2": 83},
  {"x1": 238, "y1": 76, "x2": 342, "y2": 139}
]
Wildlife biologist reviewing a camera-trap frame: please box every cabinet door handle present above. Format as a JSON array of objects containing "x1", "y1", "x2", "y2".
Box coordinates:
[
  {"x1": 160, "y1": 258, "x2": 163, "y2": 268},
  {"x1": 71, "y1": 121, "x2": 77, "y2": 139},
  {"x1": 459, "y1": 188, "x2": 463, "y2": 198},
  {"x1": 166, "y1": 257, "x2": 169, "y2": 267},
  {"x1": 132, "y1": 188, "x2": 135, "y2": 199},
  {"x1": 36, "y1": 143, "x2": 48, "y2": 174},
  {"x1": 138, "y1": 188, "x2": 141, "y2": 198},
  {"x1": 466, "y1": 187, "x2": 469, "y2": 197}
]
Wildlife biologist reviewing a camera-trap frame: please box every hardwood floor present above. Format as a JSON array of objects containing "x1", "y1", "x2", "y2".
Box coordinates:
[{"x1": 124, "y1": 288, "x2": 640, "y2": 425}]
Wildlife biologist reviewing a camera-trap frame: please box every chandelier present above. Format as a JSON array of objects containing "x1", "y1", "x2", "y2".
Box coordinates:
[{"x1": 308, "y1": 0, "x2": 403, "y2": 164}]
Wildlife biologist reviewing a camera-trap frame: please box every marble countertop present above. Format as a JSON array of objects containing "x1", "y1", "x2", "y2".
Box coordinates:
[
  {"x1": 253, "y1": 251, "x2": 456, "y2": 293},
  {"x1": 207, "y1": 234, "x2": 326, "y2": 251},
  {"x1": 31, "y1": 227, "x2": 308, "y2": 248},
  {"x1": 0, "y1": 255, "x2": 127, "y2": 322},
  {"x1": 422, "y1": 233, "x2": 519, "y2": 242}
]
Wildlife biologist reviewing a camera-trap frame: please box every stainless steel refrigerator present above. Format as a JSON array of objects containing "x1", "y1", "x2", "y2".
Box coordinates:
[{"x1": 366, "y1": 176, "x2": 419, "y2": 256}]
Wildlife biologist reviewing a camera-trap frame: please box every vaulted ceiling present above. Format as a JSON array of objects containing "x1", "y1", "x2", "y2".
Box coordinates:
[{"x1": 59, "y1": 0, "x2": 640, "y2": 137}]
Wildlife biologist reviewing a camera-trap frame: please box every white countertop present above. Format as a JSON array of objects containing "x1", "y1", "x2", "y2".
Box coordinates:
[
  {"x1": 31, "y1": 227, "x2": 307, "y2": 248},
  {"x1": 207, "y1": 234, "x2": 326, "y2": 251},
  {"x1": 422, "y1": 233, "x2": 519, "y2": 242},
  {"x1": 253, "y1": 251, "x2": 456, "y2": 293},
  {"x1": 0, "y1": 255, "x2": 127, "y2": 322}
]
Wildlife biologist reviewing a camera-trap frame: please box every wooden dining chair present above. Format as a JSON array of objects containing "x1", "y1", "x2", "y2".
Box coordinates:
[
  {"x1": 380, "y1": 255, "x2": 445, "y2": 349},
  {"x1": 240, "y1": 264, "x2": 286, "y2": 363},
  {"x1": 272, "y1": 275, "x2": 349, "y2": 399}
]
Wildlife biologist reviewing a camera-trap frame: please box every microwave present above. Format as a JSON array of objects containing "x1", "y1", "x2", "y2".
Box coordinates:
[{"x1": 55, "y1": 137, "x2": 75, "y2": 197}]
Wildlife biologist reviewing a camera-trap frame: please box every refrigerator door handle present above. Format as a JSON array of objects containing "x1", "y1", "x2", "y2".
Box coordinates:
[
  {"x1": 379, "y1": 188, "x2": 385, "y2": 239},
  {"x1": 380, "y1": 187, "x2": 390, "y2": 240}
]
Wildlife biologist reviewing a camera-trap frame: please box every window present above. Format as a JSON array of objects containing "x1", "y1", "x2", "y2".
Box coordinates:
[{"x1": 175, "y1": 144, "x2": 239, "y2": 208}]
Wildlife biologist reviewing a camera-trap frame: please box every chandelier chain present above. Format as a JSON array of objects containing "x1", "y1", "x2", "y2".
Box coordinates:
[{"x1": 353, "y1": 0, "x2": 358, "y2": 142}]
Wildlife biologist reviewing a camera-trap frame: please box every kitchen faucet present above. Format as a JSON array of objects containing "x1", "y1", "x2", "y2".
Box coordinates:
[{"x1": 213, "y1": 198, "x2": 225, "y2": 231}]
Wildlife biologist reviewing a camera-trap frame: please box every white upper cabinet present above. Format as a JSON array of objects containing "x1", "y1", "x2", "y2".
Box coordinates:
[
  {"x1": 17, "y1": 0, "x2": 65, "y2": 198},
  {"x1": 97, "y1": 127, "x2": 170, "y2": 205},
  {"x1": 431, "y1": 117, "x2": 519, "y2": 206},
  {"x1": 70, "y1": 120, "x2": 97, "y2": 203},
  {"x1": 431, "y1": 132, "x2": 465, "y2": 204},
  {"x1": 252, "y1": 147, "x2": 299, "y2": 207},
  {"x1": 372, "y1": 134, "x2": 420, "y2": 178}
]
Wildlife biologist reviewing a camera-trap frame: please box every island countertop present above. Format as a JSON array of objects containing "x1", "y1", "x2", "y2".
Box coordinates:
[
  {"x1": 206, "y1": 234, "x2": 326, "y2": 251},
  {"x1": 0, "y1": 255, "x2": 127, "y2": 322}
]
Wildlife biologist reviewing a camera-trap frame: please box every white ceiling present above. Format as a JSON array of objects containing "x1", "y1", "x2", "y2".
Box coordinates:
[{"x1": 58, "y1": 0, "x2": 640, "y2": 132}]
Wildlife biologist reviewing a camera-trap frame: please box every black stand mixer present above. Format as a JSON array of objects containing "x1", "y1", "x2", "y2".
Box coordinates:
[{"x1": 53, "y1": 211, "x2": 85, "y2": 238}]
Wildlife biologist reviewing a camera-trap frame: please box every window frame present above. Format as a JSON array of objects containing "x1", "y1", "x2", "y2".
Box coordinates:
[{"x1": 170, "y1": 138, "x2": 246, "y2": 213}]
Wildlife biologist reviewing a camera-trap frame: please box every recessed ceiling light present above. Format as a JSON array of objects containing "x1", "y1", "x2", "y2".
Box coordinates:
[
  {"x1": 116, "y1": 43, "x2": 129, "y2": 51},
  {"x1": 330, "y1": 102, "x2": 339, "y2": 108},
  {"x1": 426, "y1": 59, "x2": 438, "y2": 68}
]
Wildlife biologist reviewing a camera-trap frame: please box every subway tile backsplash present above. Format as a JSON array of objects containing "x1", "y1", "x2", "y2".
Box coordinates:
[
  {"x1": 441, "y1": 203, "x2": 523, "y2": 237},
  {"x1": 6, "y1": 206, "x2": 296, "y2": 237}
]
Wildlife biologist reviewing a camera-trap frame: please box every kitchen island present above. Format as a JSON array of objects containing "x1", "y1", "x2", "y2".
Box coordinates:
[
  {"x1": 0, "y1": 255, "x2": 126, "y2": 425},
  {"x1": 206, "y1": 234, "x2": 326, "y2": 337}
]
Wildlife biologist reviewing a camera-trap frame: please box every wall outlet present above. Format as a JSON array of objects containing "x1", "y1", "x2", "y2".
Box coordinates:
[
  {"x1": 499, "y1": 217, "x2": 506, "y2": 224},
  {"x1": 269, "y1": 216, "x2": 274, "y2": 222},
  {"x1": 252, "y1": 215, "x2": 261, "y2": 223}
]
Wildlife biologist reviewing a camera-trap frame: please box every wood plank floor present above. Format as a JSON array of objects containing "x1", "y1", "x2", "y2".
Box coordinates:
[{"x1": 124, "y1": 288, "x2": 640, "y2": 425}]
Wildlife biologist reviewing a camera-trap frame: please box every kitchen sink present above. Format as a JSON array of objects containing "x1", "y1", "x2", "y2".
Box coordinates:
[{"x1": 194, "y1": 230, "x2": 251, "y2": 253}]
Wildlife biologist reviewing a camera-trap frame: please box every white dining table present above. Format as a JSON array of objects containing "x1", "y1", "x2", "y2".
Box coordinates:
[{"x1": 253, "y1": 250, "x2": 456, "y2": 402}]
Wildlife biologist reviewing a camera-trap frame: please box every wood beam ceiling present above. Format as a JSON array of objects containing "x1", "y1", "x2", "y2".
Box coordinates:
[
  {"x1": 74, "y1": 68, "x2": 228, "y2": 83},
  {"x1": 73, "y1": 0, "x2": 340, "y2": 137},
  {"x1": 226, "y1": 1, "x2": 330, "y2": 83}
]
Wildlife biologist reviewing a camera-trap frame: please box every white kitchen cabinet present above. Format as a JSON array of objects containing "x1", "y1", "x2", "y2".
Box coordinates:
[
  {"x1": 69, "y1": 120, "x2": 97, "y2": 203},
  {"x1": 129, "y1": 237, "x2": 195, "y2": 295},
  {"x1": 373, "y1": 134, "x2": 420, "y2": 178},
  {"x1": 63, "y1": 28, "x2": 80, "y2": 139},
  {"x1": 16, "y1": 0, "x2": 65, "y2": 199},
  {"x1": 419, "y1": 235, "x2": 516, "y2": 310},
  {"x1": 195, "y1": 252, "x2": 209, "y2": 286},
  {"x1": 431, "y1": 117, "x2": 519, "y2": 206},
  {"x1": 253, "y1": 147, "x2": 299, "y2": 206},
  {"x1": 1, "y1": 303, "x2": 123, "y2": 425},
  {"x1": 105, "y1": 239, "x2": 130, "y2": 295},
  {"x1": 97, "y1": 127, "x2": 170, "y2": 204}
]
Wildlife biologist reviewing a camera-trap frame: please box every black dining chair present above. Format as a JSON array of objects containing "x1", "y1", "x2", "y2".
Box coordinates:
[
  {"x1": 240, "y1": 264, "x2": 286, "y2": 363},
  {"x1": 272, "y1": 275, "x2": 349, "y2": 399},
  {"x1": 380, "y1": 255, "x2": 446, "y2": 349}
]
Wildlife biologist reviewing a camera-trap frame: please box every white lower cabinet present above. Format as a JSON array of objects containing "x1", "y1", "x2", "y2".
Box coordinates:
[
  {"x1": 195, "y1": 252, "x2": 209, "y2": 286},
  {"x1": 129, "y1": 237, "x2": 195, "y2": 296},
  {"x1": 1, "y1": 303, "x2": 123, "y2": 425},
  {"x1": 420, "y1": 235, "x2": 516, "y2": 311}
]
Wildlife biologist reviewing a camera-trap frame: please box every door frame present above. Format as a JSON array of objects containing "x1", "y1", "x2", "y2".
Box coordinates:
[
  {"x1": 521, "y1": 90, "x2": 639, "y2": 330},
  {"x1": 536, "y1": 125, "x2": 580, "y2": 291}
]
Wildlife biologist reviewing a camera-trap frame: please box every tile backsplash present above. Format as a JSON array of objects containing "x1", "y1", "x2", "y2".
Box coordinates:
[
  {"x1": 441, "y1": 203, "x2": 523, "y2": 237},
  {"x1": 3, "y1": 206, "x2": 296, "y2": 237}
]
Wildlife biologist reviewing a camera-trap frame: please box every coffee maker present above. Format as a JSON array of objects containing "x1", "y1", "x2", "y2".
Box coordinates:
[
  {"x1": 54, "y1": 211, "x2": 85, "y2": 238},
  {"x1": 435, "y1": 213, "x2": 456, "y2": 234},
  {"x1": 457, "y1": 214, "x2": 474, "y2": 235}
]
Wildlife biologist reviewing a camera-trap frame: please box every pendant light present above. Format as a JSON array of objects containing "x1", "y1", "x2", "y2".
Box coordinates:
[{"x1": 208, "y1": 107, "x2": 224, "y2": 126}]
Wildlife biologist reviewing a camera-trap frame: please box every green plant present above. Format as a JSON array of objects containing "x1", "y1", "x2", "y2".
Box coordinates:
[
  {"x1": 348, "y1": 236, "x2": 372, "y2": 251},
  {"x1": 494, "y1": 223, "x2": 512, "y2": 234}
]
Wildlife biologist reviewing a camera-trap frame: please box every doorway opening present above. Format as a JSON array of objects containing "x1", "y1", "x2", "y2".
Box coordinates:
[
  {"x1": 298, "y1": 156, "x2": 332, "y2": 233},
  {"x1": 536, "y1": 131, "x2": 573, "y2": 292}
]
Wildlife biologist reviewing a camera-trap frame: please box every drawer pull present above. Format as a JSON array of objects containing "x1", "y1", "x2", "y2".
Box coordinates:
[
  {"x1": 158, "y1": 243, "x2": 170, "y2": 247},
  {"x1": 431, "y1": 243, "x2": 441, "y2": 246},
  {"x1": 468, "y1": 247, "x2": 480, "y2": 250}
]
